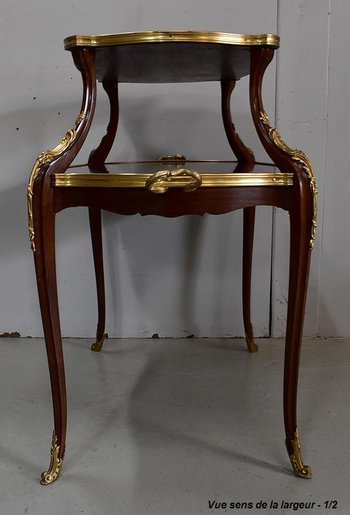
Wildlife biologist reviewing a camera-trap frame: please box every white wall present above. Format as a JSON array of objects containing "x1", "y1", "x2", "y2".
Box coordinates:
[
  {"x1": 272, "y1": 0, "x2": 330, "y2": 336},
  {"x1": 318, "y1": 1, "x2": 350, "y2": 336},
  {"x1": 0, "y1": 1, "x2": 348, "y2": 338},
  {"x1": 272, "y1": 0, "x2": 350, "y2": 337}
]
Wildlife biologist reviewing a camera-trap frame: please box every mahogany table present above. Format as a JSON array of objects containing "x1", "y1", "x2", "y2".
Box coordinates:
[{"x1": 27, "y1": 31, "x2": 317, "y2": 485}]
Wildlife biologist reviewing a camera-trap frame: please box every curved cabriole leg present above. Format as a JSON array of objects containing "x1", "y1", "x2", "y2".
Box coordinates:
[
  {"x1": 89, "y1": 207, "x2": 107, "y2": 352},
  {"x1": 284, "y1": 198, "x2": 313, "y2": 479},
  {"x1": 249, "y1": 47, "x2": 316, "y2": 477},
  {"x1": 221, "y1": 80, "x2": 257, "y2": 352},
  {"x1": 27, "y1": 47, "x2": 98, "y2": 483},
  {"x1": 243, "y1": 207, "x2": 258, "y2": 352},
  {"x1": 88, "y1": 80, "x2": 119, "y2": 171},
  {"x1": 221, "y1": 80, "x2": 255, "y2": 168},
  {"x1": 32, "y1": 195, "x2": 66, "y2": 485},
  {"x1": 88, "y1": 81, "x2": 119, "y2": 351}
]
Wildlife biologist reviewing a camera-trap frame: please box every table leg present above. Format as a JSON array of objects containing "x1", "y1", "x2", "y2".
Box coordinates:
[
  {"x1": 249, "y1": 46, "x2": 316, "y2": 477},
  {"x1": 32, "y1": 206, "x2": 66, "y2": 485},
  {"x1": 221, "y1": 80, "x2": 257, "y2": 351},
  {"x1": 87, "y1": 81, "x2": 119, "y2": 351},
  {"x1": 28, "y1": 46, "x2": 98, "y2": 484},
  {"x1": 89, "y1": 207, "x2": 107, "y2": 352},
  {"x1": 284, "y1": 198, "x2": 313, "y2": 478},
  {"x1": 88, "y1": 80, "x2": 119, "y2": 171},
  {"x1": 243, "y1": 207, "x2": 258, "y2": 352}
]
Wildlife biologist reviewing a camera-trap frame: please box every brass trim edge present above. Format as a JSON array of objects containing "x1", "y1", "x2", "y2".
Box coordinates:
[
  {"x1": 53, "y1": 172, "x2": 293, "y2": 188},
  {"x1": 289, "y1": 430, "x2": 312, "y2": 479},
  {"x1": 260, "y1": 112, "x2": 318, "y2": 249},
  {"x1": 40, "y1": 431, "x2": 63, "y2": 485},
  {"x1": 64, "y1": 31, "x2": 279, "y2": 50},
  {"x1": 27, "y1": 112, "x2": 85, "y2": 252}
]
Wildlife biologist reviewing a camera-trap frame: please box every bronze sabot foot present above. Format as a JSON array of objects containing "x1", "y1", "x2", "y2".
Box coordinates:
[
  {"x1": 40, "y1": 432, "x2": 64, "y2": 485},
  {"x1": 288, "y1": 430, "x2": 312, "y2": 479},
  {"x1": 245, "y1": 335, "x2": 258, "y2": 353},
  {"x1": 91, "y1": 333, "x2": 108, "y2": 352}
]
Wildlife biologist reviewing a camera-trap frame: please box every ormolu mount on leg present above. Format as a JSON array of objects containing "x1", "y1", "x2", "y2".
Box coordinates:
[{"x1": 40, "y1": 432, "x2": 64, "y2": 485}]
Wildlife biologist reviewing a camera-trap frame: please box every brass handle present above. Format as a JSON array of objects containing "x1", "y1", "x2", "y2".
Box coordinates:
[
  {"x1": 145, "y1": 168, "x2": 202, "y2": 193},
  {"x1": 158, "y1": 153, "x2": 187, "y2": 164}
]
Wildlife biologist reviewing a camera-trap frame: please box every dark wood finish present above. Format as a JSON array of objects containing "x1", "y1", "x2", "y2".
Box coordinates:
[
  {"x1": 88, "y1": 207, "x2": 107, "y2": 352},
  {"x1": 221, "y1": 80, "x2": 257, "y2": 352},
  {"x1": 30, "y1": 34, "x2": 315, "y2": 483},
  {"x1": 221, "y1": 80, "x2": 255, "y2": 168},
  {"x1": 87, "y1": 80, "x2": 119, "y2": 350},
  {"x1": 249, "y1": 47, "x2": 314, "y2": 466},
  {"x1": 88, "y1": 80, "x2": 119, "y2": 171},
  {"x1": 31, "y1": 46, "x2": 97, "y2": 467},
  {"x1": 54, "y1": 185, "x2": 292, "y2": 215}
]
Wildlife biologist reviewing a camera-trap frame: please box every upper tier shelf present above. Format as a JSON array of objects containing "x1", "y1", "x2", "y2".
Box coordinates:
[{"x1": 64, "y1": 31, "x2": 279, "y2": 83}]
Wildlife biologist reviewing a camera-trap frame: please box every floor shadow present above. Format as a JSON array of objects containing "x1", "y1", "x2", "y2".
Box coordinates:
[{"x1": 125, "y1": 339, "x2": 288, "y2": 488}]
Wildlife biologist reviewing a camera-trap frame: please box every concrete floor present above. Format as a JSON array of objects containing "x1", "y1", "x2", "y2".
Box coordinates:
[{"x1": 1, "y1": 337, "x2": 349, "y2": 515}]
